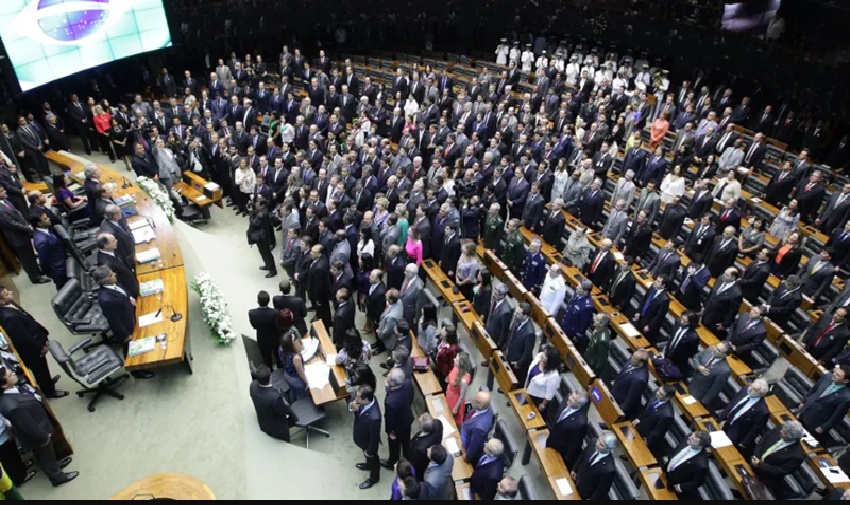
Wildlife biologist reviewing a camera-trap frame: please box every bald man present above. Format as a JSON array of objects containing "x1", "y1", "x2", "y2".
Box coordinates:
[{"x1": 460, "y1": 391, "x2": 494, "y2": 464}]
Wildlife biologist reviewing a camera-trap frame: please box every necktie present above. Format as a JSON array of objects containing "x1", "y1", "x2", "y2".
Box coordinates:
[
  {"x1": 813, "y1": 323, "x2": 836, "y2": 348},
  {"x1": 805, "y1": 183, "x2": 813, "y2": 192},
  {"x1": 761, "y1": 439, "x2": 787, "y2": 459},
  {"x1": 589, "y1": 452, "x2": 604, "y2": 466},
  {"x1": 729, "y1": 396, "x2": 754, "y2": 424},
  {"x1": 705, "y1": 356, "x2": 716, "y2": 368},
  {"x1": 558, "y1": 407, "x2": 575, "y2": 423},
  {"x1": 591, "y1": 253, "x2": 603, "y2": 273}
]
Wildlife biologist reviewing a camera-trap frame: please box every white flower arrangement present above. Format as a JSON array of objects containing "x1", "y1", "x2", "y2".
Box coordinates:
[
  {"x1": 191, "y1": 273, "x2": 237, "y2": 345},
  {"x1": 136, "y1": 176, "x2": 175, "y2": 221}
]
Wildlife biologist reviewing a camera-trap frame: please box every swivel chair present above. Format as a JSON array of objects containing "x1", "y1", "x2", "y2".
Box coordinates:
[{"x1": 47, "y1": 339, "x2": 129, "y2": 412}]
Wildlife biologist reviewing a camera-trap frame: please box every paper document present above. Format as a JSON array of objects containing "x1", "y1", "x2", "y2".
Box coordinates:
[
  {"x1": 128, "y1": 219, "x2": 149, "y2": 230},
  {"x1": 556, "y1": 478, "x2": 573, "y2": 496},
  {"x1": 136, "y1": 248, "x2": 161, "y2": 264},
  {"x1": 445, "y1": 436, "x2": 460, "y2": 455},
  {"x1": 114, "y1": 194, "x2": 135, "y2": 206},
  {"x1": 138, "y1": 312, "x2": 164, "y2": 327},
  {"x1": 139, "y1": 279, "x2": 165, "y2": 297},
  {"x1": 751, "y1": 198, "x2": 762, "y2": 204},
  {"x1": 325, "y1": 353, "x2": 338, "y2": 365},
  {"x1": 131, "y1": 225, "x2": 156, "y2": 244},
  {"x1": 204, "y1": 182, "x2": 220, "y2": 191},
  {"x1": 300, "y1": 338, "x2": 319, "y2": 362},
  {"x1": 619, "y1": 322, "x2": 640, "y2": 338},
  {"x1": 438, "y1": 415, "x2": 456, "y2": 439},
  {"x1": 304, "y1": 362, "x2": 330, "y2": 388},
  {"x1": 195, "y1": 195, "x2": 208, "y2": 202},
  {"x1": 709, "y1": 431, "x2": 733, "y2": 448},
  {"x1": 683, "y1": 218, "x2": 694, "y2": 226},
  {"x1": 431, "y1": 398, "x2": 444, "y2": 412},
  {"x1": 462, "y1": 487, "x2": 472, "y2": 500},
  {"x1": 681, "y1": 395, "x2": 697, "y2": 405},
  {"x1": 613, "y1": 252, "x2": 624, "y2": 262},
  {"x1": 128, "y1": 336, "x2": 156, "y2": 356},
  {"x1": 824, "y1": 467, "x2": 850, "y2": 484}
]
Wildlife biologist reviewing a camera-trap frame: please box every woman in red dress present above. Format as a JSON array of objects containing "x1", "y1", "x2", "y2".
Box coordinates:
[
  {"x1": 435, "y1": 325, "x2": 459, "y2": 389},
  {"x1": 445, "y1": 351, "x2": 473, "y2": 426},
  {"x1": 649, "y1": 111, "x2": 670, "y2": 150}
]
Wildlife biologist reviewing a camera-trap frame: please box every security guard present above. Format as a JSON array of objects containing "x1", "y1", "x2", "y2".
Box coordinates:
[{"x1": 522, "y1": 237, "x2": 546, "y2": 293}]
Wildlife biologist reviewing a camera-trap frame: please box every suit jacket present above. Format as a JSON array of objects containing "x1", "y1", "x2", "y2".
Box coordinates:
[
  {"x1": 803, "y1": 317, "x2": 850, "y2": 366},
  {"x1": 664, "y1": 323, "x2": 700, "y2": 376},
  {"x1": 423, "y1": 452, "x2": 455, "y2": 501},
  {"x1": 540, "y1": 210, "x2": 565, "y2": 246},
  {"x1": 470, "y1": 457, "x2": 505, "y2": 501},
  {"x1": 249, "y1": 381, "x2": 297, "y2": 440},
  {"x1": 97, "y1": 250, "x2": 139, "y2": 298},
  {"x1": 726, "y1": 314, "x2": 767, "y2": 361},
  {"x1": 32, "y1": 229, "x2": 66, "y2": 280},
  {"x1": 353, "y1": 401, "x2": 382, "y2": 456},
  {"x1": 384, "y1": 380, "x2": 414, "y2": 437},
  {"x1": 765, "y1": 171, "x2": 797, "y2": 206},
  {"x1": 688, "y1": 348, "x2": 731, "y2": 408},
  {"x1": 522, "y1": 192, "x2": 545, "y2": 230},
  {"x1": 612, "y1": 364, "x2": 649, "y2": 420},
  {"x1": 249, "y1": 306, "x2": 279, "y2": 347},
  {"x1": 601, "y1": 210, "x2": 629, "y2": 245},
  {"x1": 658, "y1": 205, "x2": 687, "y2": 240},
  {"x1": 636, "y1": 288, "x2": 670, "y2": 344},
  {"x1": 98, "y1": 285, "x2": 136, "y2": 342},
  {"x1": 718, "y1": 389, "x2": 769, "y2": 452},
  {"x1": 663, "y1": 441, "x2": 709, "y2": 499},
  {"x1": 636, "y1": 400, "x2": 674, "y2": 457},
  {"x1": 0, "y1": 305, "x2": 48, "y2": 362},
  {"x1": 705, "y1": 235, "x2": 738, "y2": 278},
  {"x1": 505, "y1": 318, "x2": 536, "y2": 367},
  {"x1": 586, "y1": 250, "x2": 616, "y2": 291},
  {"x1": 647, "y1": 250, "x2": 681, "y2": 280},
  {"x1": 272, "y1": 294, "x2": 308, "y2": 337},
  {"x1": 764, "y1": 286, "x2": 802, "y2": 329},
  {"x1": 460, "y1": 409, "x2": 494, "y2": 464},
  {"x1": 333, "y1": 301, "x2": 356, "y2": 345},
  {"x1": 687, "y1": 189, "x2": 714, "y2": 220},
  {"x1": 678, "y1": 266, "x2": 710, "y2": 311},
  {"x1": 624, "y1": 221, "x2": 653, "y2": 261},
  {"x1": 100, "y1": 219, "x2": 135, "y2": 267},
  {"x1": 365, "y1": 282, "x2": 387, "y2": 321},
  {"x1": 702, "y1": 282, "x2": 742, "y2": 329},
  {"x1": 819, "y1": 192, "x2": 850, "y2": 235},
  {"x1": 0, "y1": 201, "x2": 32, "y2": 248},
  {"x1": 578, "y1": 189, "x2": 604, "y2": 228},
  {"x1": 410, "y1": 426, "x2": 444, "y2": 479},
  {"x1": 752, "y1": 426, "x2": 806, "y2": 498},
  {"x1": 487, "y1": 299, "x2": 513, "y2": 348},
  {"x1": 399, "y1": 277, "x2": 424, "y2": 325},
  {"x1": 799, "y1": 373, "x2": 850, "y2": 433},
  {"x1": 800, "y1": 260, "x2": 835, "y2": 301},
  {"x1": 739, "y1": 260, "x2": 771, "y2": 303},
  {"x1": 795, "y1": 181, "x2": 826, "y2": 221},
  {"x1": 546, "y1": 404, "x2": 588, "y2": 469},
  {"x1": 608, "y1": 269, "x2": 636, "y2": 312},
  {"x1": 306, "y1": 256, "x2": 331, "y2": 303},
  {"x1": 0, "y1": 390, "x2": 54, "y2": 447},
  {"x1": 439, "y1": 234, "x2": 462, "y2": 275},
  {"x1": 573, "y1": 443, "x2": 616, "y2": 500}
]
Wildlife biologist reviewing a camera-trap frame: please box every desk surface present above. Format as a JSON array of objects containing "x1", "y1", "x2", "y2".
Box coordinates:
[
  {"x1": 127, "y1": 267, "x2": 189, "y2": 370},
  {"x1": 422, "y1": 260, "x2": 465, "y2": 304},
  {"x1": 639, "y1": 468, "x2": 678, "y2": 500},
  {"x1": 507, "y1": 390, "x2": 547, "y2": 431},
  {"x1": 425, "y1": 394, "x2": 474, "y2": 482},
  {"x1": 612, "y1": 421, "x2": 658, "y2": 469},
  {"x1": 527, "y1": 428, "x2": 581, "y2": 500},
  {"x1": 697, "y1": 418, "x2": 754, "y2": 497},
  {"x1": 307, "y1": 322, "x2": 348, "y2": 404},
  {"x1": 110, "y1": 473, "x2": 216, "y2": 500}
]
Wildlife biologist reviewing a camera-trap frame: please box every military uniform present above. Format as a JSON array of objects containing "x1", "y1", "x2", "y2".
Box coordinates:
[
  {"x1": 482, "y1": 215, "x2": 504, "y2": 250},
  {"x1": 503, "y1": 232, "x2": 526, "y2": 277},
  {"x1": 522, "y1": 252, "x2": 546, "y2": 291},
  {"x1": 584, "y1": 327, "x2": 611, "y2": 375},
  {"x1": 560, "y1": 294, "x2": 595, "y2": 353}
]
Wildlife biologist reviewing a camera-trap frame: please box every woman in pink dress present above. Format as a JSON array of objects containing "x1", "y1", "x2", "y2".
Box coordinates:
[
  {"x1": 649, "y1": 111, "x2": 669, "y2": 150},
  {"x1": 405, "y1": 226, "x2": 424, "y2": 266},
  {"x1": 445, "y1": 351, "x2": 473, "y2": 426}
]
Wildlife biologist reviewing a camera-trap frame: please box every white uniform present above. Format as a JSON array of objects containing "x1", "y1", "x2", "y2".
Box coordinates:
[
  {"x1": 521, "y1": 50, "x2": 534, "y2": 72},
  {"x1": 509, "y1": 47, "x2": 520, "y2": 66},
  {"x1": 535, "y1": 56, "x2": 548, "y2": 74},
  {"x1": 495, "y1": 44, "x2": 509, "y2": 65},
  {"x1": 540, "y1": 274, "x2": 567, "y2": 316},
  {"x1": 565, "y1": 62, "x2": 580, "y2": 84}
]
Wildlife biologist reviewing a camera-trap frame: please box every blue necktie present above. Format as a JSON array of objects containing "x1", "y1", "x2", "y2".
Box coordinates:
[{"x1": 641, "y1": 290, "x2": 658, "y2": 316}]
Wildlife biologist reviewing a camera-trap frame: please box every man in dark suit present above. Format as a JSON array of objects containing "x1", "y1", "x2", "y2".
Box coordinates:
[
  {"x1": 486, "y1": 285, "x2": 513, "y2": 350},
  {"x1": 684, "y1": 214, "x2": 715, "y2": 263},
  {"x1": 726, "y1": 306, "x2": 768, "y2": 368},
  {"x1": 100, "y1": 204, "x2": 136, "y2": 268},
  {"x1": 352, "y1": 385, "x2": 382, "y2": 489},
  {"x1": 702, "y1": 268, "x2": 743, "y2": 334},
  {"x1": 470, "y1": 438, "x2": 506, "y2": 501},
  {"x1": 612, "y1": 349, "x2": 650, "y2": 420},
  {"x1": 799, "y1": 248, "x2": 836, "y2": 304},
  {"x1": 817, "y1": 183, "x2": 850, "y2": 236},
  {"x1": 687, "y1": 181, "x2": 714, "y2": 220},
  {"x1": 460, "y1": 391, "x2": 494, "y2": 464},
  {"x1": 547, "y1": 391, "x2": 589, "y2": 470},
  {"x1": 764, "y1": 162, "x2": 798, "y2": 207},
  {"x1": 827, "y1": 222, "x2": 850, "y2": 272},
  {"x1": 714, "y1": 200, "x2": 742, "y2": 233},
  {"x1": 705, "y1": 227, "x2": 739, "y2": 279},
  {"x1": 634, "y1": 277, "x2": 671, "y2": 345},
  {"x1": 0, "y1": 367, "x2": 78, "y2": 486},
  {"x1": 409, "y1": 413, "x2": 443, "y2": 478},
  {"x1": 249, "y1": 364, "x2": 298, "y2": 441},
  {"x1": 571, "y1": 431, "x2": 618, "y2": 500},
  {"x1": 506, "y1": 167, "x2": 529, "y2": 220},
  {"x1": 0, "y1": 187, "x2": 48, "y2": 283},
  {"x1": 795, "y1": 172, "x2": 826, "y2": 224},
  {"x1": 540, "y1": 199, "x2": 566, "y2": 246},
  {"x1": 634, "y1": 385, "x2": 677, "y2": 458},
  {"x1": 664, "y1": 312, "x2": 701, "y2": 377},
  {"x1": 333, "y1": 288, "x2": 356, "y2": 350},
  {"x1": 798, "y1": 365, "x2": 850, "y2": 440},
  {"x1": 803, "y1": 309, "x2": 850, "y2": 367},
  {"x1": 505, "y1": 303, "x2": 535, "y2": 383},
  {"x1": 663, "y1": 430, "x2": 711, "y2": 500},
  {"x1": 92, "y1": 266, "x2": 154, "y2": 379},
  {"x1": 762, "y1": 275, "x2": 803, "y2": 329},
  {"x1": 750, "y1": 421, "x2": 807, "y2": 499},
  {"x1": 658, "y1": 198, "x2": 687, "y2": 240},
  {"x1": 586, "y1": 239, "x2": 616, "y2": 291},
  {"x1": 608, "y1": 261, "x2": 637, "y2": 313},
  {"x1": 31, "y1": 213, "x2": 67, "y2": 289},
  {"x1": 96, "y1": 233, "x2": 139, "y2": 299},
  {"x1": 306, "y1": 245, "x2": 332, "y2": 330},
  {"x1": 678, "y1": 262, "x2": 710, "y2": 312},
  {"x1": 272, "y1": 280, "x2": 308, "y2": 337},
  {"x1": 67, "y1": 94, "x2": 92, "y2": 154},
  {"x1": 381, "y1": 368, "x2": 414, "y2": 470},
  {"x1": 0, "y1": 287, "x2": 66, "y2": 397},
  {"x1": 578, "y1": 179, "x2": 604, "y2": 229},
  {"x1": 718, "y1": 378, "x2": 769, "y2": 457},
  {"x1": 439, "y1": 224, "x2": 461, "y2": 278},
  {"x1": 249, "y1": 291, "x2": 280, "y2": 370},
  {"x1": 645, "y1": 242, "x2": 681, "y2": 281},
  {"x1": 738, "y1": 249, "x2": 771, "y2": 303}
]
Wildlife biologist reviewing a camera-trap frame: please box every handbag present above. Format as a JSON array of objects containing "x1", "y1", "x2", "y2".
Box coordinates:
[
  {"x1": 651, "y1": 356, "x2": 683, "y2": 382},
  {"x1": 412, "y1": 356, "x2": 430, "y2": 372}
]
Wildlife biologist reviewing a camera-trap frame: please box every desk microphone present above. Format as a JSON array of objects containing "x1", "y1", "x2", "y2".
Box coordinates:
[{"x1": 154, "y1": 305, "x2": 183, "y2": 322}]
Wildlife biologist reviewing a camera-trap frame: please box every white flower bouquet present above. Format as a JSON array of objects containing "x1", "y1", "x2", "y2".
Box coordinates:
[
  {"x1": 136, "y1": 176, "x2": 175, "y2": 221},
  {"x1": 191, "y1": 273, "x2": 236, "y2": 345}
]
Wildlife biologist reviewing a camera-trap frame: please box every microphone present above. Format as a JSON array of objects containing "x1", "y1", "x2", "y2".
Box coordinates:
[{"x1": 155, "y1": 305, "x2": 183, "y2": 322}]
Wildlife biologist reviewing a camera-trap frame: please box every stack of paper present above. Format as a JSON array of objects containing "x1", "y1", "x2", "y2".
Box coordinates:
[
  {"x1": 304, "y1": 362, "x2": 330, "y2": 388},
  {"x1": 136, "y1": 248, "x2": 161, "y2": 264},
  {"x1": 444, "y1": 437, "x2": 460, "y2": 455},
  {"x1": 555, "y1": 478, "x2": 573, "y2": 496},
  {"x1": 195, "y1": 195, "x2": 208, "y2": 202},
  {"x1": 824, "y1": 467, "x2": 850, "y2": 484},
  {"x1": 204, "y1": 182, "x2": 220, "y2": 191},
  {"x1": 128, "y1": 219, "x2": 149, "y2": 230},
  {"x1": 128, "y1": 336, "x2": 156, "y2": 356},
  {"x1": 139, "y1": 279, "x2": 165, "y2": 297},
  {"x1": 619, "y1": 322, "x2": 641, "y2": 338},
  {"x1": 131, "y1": 226, "x2": 156, "y2": 244},
  {"x1": 709, "y1": 430, "x2": 733, "y2": 448},
  {"x1": 438, "y1": 415, "x2": 456, "y2": 439},
  {"x1": 681, "y1": 395, "x2": 697, "y2": 405},
  {"x1": 300, "y1": 338, "x2": 319, "y2": 362}
]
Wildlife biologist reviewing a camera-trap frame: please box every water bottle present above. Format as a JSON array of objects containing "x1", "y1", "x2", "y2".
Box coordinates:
[{"x1": 156, "y1": 334, "x2": 167, "y2": 350}]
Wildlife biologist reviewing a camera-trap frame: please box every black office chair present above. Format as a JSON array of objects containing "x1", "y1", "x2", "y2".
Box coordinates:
[
  {"x1": 54, "y1": 225, "x2": 97, "y2": 267},
  {"x1": 51, "y1": 279, "x2": 110, "y2": 336},
  {"x1": 518, "y1": 474, "x2": 538, "y2": 500},
  {"x1": 47, "y1": 339, "x2": 129, "y2": 412},
  {"x1": 493, "y1": 418, "x2": 518, "y2": 468},
  {"x1": 289, "y1": 399, "x2": 330, "y2": 449}
]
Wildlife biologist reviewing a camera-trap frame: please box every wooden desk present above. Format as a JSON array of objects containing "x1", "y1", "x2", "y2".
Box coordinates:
[
  {"x1": 489, "y1": 351, "x2": 519, "y2": 393},
  {"x1": 21, "y1": 180, "x2": 49, "y2": 193},
  {"x1": 110, "y1": 473, "x2": 216, "y2": 500},
  {"x1": 408, "y1": 331, "x2": 443, "y2": 396},
  {"x1": 454, "y1": 300, "x2": 479, "y2": 334},
  {"x1": 612, "y1": 421, "x2": 658, "y2": 469},
  {"x1": 422, "y1": 259, "x2": 465, "y2": 304},
  {"x1": 807, "y1": 453, "x2": 850, "y2": 491},
  {"x1": 127, "y1": 266, "x2": 190, "y2": 372},
  {"x1": 639, "y1": 468, "x2": 678, "y2": 500},
  {"x1": 176, "y1": 171, "x2": 223, "y2": 207},
  {"x1": 306, "y1": 321, "x2": 349, "y2": 404},
  {"x1": 508, "y1": 389, "x2": 547, "y2": 431},
  {"x1": 455, "y1": 481, "x2": 478, "y2": 500},
  {"x1": 589, "y1": 379, "x2": 625, "y2": 425},
  {"x1": 697, "y1": 418, "x2": 754, "y2": 497},
  {"x1": 470, "y1": 320, "x2": 497, "y2": 361},
  {"x1": 527, "y1": 428, "x2": 581, "y2": 500},
  {"x1": 425, "y1": 394, "x2": 474, "y2": 482}
]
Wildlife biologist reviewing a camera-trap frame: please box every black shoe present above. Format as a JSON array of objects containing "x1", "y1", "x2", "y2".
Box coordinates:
[
  {"x1": 51, "y1": 471, "x2": 78, "y2": 487},
  {"x1": 355, "y1": 463, "x2": 369, "y2": 471},
  {"x1": 359, "y1": 479, "x2": 376, "y2": 490},
  {"x1": 379, "y1": 363, "x2": 391, "y2": 370},
  {"x1": 20, "y1": 469, "x2": 37, "y2": 484},
  {"x1": 265, "y1": 272, "x2": 277, "y2": 278},
  {"x1": 379, "y1": 459, "x2": 394, "y2": 469},
  {"x1": 58, "y1": 456, "x2": 72, "y2": 469},
  {"x1": 47, "y1": 391, "x2": 69, "y2": 399},
  {"x1": 24, "y1": 460, "x2": 34, "y2": 470},
  {"x1": 259, "y1": 266, "x2": 269, "y2": 271},
  {"x1": 131, "y1": 370, "x2": 155, "y2": 379},
  {"x1": 31, "y1": 277, "x2": 51, "y2": 284},
  {"x1": 372, "y1": 348, "x2": 385, "y2": 356},
  {"x1": 52, "y1": 375, "x2": 60, "y2": 384}
]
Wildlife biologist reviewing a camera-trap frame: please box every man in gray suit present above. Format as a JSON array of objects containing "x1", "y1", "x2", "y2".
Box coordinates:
[
  {"x1": 799, "y1": 248, "x2": 836, "y2": 304},
  {"x1": 601, "y1": 199, "x2": 629, "y2": 246},
  {"x1": 611, "y1": 170, "x2": 637, "y2": 210},
  {"x1": 399, "y1": 263, "x2": 424, "y2": 330},
  {"x1": 381, "y1": 214, "x2": 400, "y2": 261},
  {"x1": 689, "y1": 342, "x2": 731, "y2": 410},
  {"x1": 330, "y1": 229, "x2": 352, "y2": 265},
  {"x1": 215, "y1": 59, "x2": 233, "y2": 91},
  {"x1": 644, "y1": 241, "x2": 682, "y2": 280},
  {"x1": 376, "y1": 289, "x2": 403, "y2": 355},
  {"x1": 635, "y1": 182, "x2": 661, "y2": 225},
  {"x1": 152, "y1": 138, "x2": 181, "y2": 195},
  {"x1": 423, "y1": 444, "x2": 455, "y2": 500},
  {"x1": 280, "y1": 227, "x2": 302, "y2": 280}
]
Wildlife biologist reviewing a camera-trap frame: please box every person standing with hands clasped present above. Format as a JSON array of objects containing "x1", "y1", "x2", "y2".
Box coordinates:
[{"x1": 352, "y1": 385, "x2": 382, "y2": 490}]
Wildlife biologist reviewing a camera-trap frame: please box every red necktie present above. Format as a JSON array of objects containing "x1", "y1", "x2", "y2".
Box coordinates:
[
  {"x1": 592, "y1": 253, "x2": 603, "y2": 273},
  {"x1": 722, "y1": 210, "x2": 730, "y2": 220},
  {"x1": 805, "y1": 183, "x2": 813, "y2": 192},
  {"x1": 813, "y1": 323, "x2": 836, "y2": 348}
]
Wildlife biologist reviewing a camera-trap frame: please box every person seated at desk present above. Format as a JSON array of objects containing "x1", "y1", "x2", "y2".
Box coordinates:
[
  {"x1": 663, "y1": 430, "x2": 711, "y2": 500},
  {"x1": 422, "y1": 444, "x2": 454, "y2": 500},
  {"x1": 571, "y1": 431, "x2": 618, "y2": 500},
  {"x1": 336, "y1": 328, "x2": 372, "y2": 372},
  {"x1": 634, "y1": 385, "x2": 677, "y2": 459},
  {"x1": 460, "y1": 391, "x2": 494, "y2": 465},
  {"x1": 279, "y1": 333, "x2": 309, "y2": 403},
  {"x1": 797, "y1": 364, "x2": 850, "y2": 442},
  {"x1": 525, "y1": 345, "x2": 561, "y2": 411},
  {"x1": 718, "y1": 378, "x2": 769, "y2": 457},
  {"x1": 51, "y1": 173, "x2": 87, "y2": 214},
  {"x1": 547, "y1": 390, "x2": 590, "y2": 470},
  {"x1": 410, "y1": 413, "x2": 443, "y2": 479},
  {"x1": 470, "y1": 438, "x2": 505, "y2": 501},
  {"x1": 688, "y1": 342, "x2": 732, "y2": 411},
  {"x1": 249, "y1": 364, "x2": 299, "y2": 442},
  {"x1": 751, "y1": 421, "x2": 807, "y2": 500},
  {"x1": 612, "y1": 349, "x2": 650, "y2": 420}
]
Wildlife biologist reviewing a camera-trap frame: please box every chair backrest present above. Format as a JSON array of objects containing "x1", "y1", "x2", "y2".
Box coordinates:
[
  {"x1": 51, "y1": 279, "x2": 85, "y2": 321},
  {"x1": 517, "y1": 475, "x2": 537, "y2": 500},
  {"x1": 46, "y1": 339, "x2": 86, "y2": 378},
  {"x1": 493, "y1": 419, "x2": 518, "y2": 468},
  {"x1": 53, "y1": 224, "x2": 89, "y2": 268}
]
